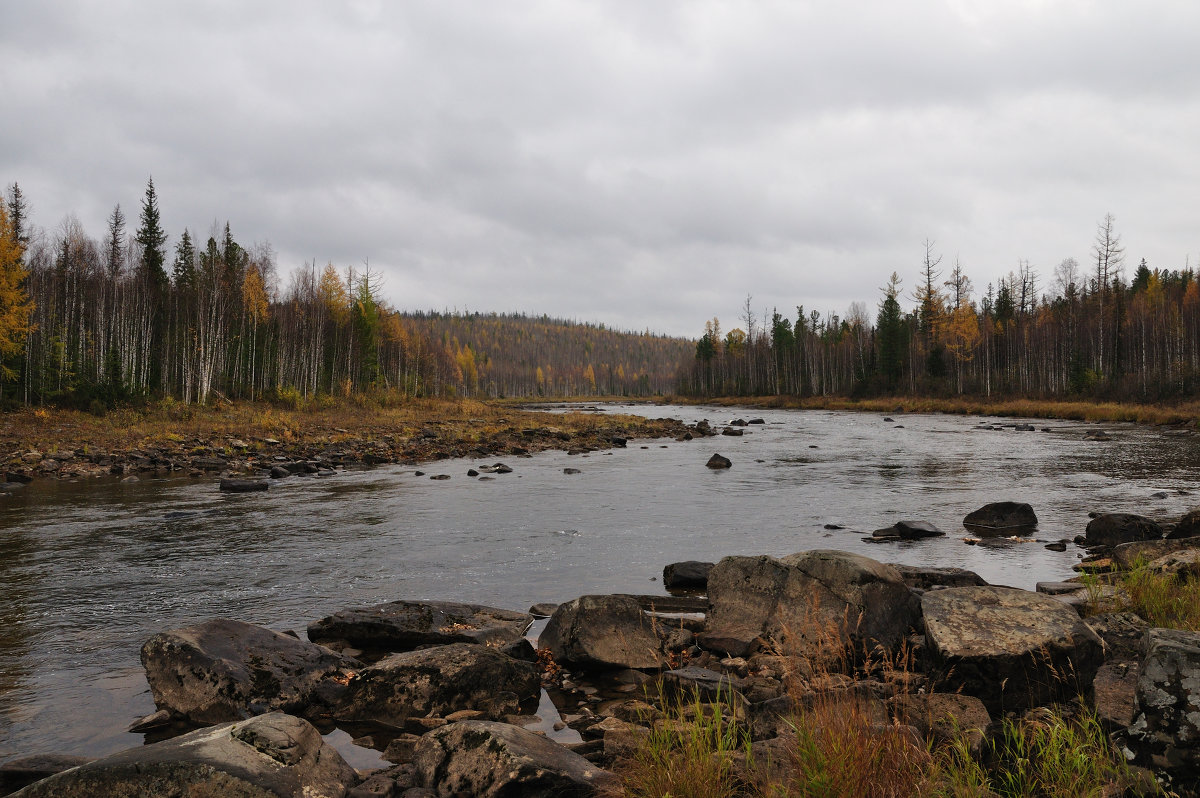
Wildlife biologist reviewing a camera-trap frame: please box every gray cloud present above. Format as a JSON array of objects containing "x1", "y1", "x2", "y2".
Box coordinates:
[{"x1": 4, "y1": 1, "x2": 1199, "y2": 336}]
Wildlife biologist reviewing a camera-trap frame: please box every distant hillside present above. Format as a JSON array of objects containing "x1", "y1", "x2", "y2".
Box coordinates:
[{"x1": 404, "y1": 311, "x2": 694, "y2": 397}]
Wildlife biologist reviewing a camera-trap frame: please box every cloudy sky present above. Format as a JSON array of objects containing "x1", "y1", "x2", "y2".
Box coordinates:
[{"x1": 3, "y1": 1, "x2": 1199, "y2": 337}]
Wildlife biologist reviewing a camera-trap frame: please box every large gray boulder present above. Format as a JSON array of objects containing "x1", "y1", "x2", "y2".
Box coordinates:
[
  {"x1": 699, "y1": 550, "x2": 920, "y2": 660},
  {"x1": 412, "y1": 720, "x2": 617, "y2": 797},
  {"x1": 890, "y1": 564, "x2": 987, "y2": 591},
  {"x1": 10, "y1": 712, "x2": 356, "y2": 797},
  {"x1": 963, "y1": 501, "x2": 1037, "y2": 531},
  {"x1": 336, "y1": 643, "x2": 539, "y2": 725},
  {"x1": 921, "y1": 586, "x2": 1104, "y2": 712},
  {"x1": 1128, "y1": 628, "x2": 1200, "y2": 776},
  {"x1": 141, "y1": 619, "x2": 358, "y2": 724},
  {"x1": 307, "y1": 600, "x2": 532, "y2": 652},
  {"x1": 1085, "y1": 513, "x2": 1163, "y2": 547},
  {"x1": 539, "y1": 594, "x2": 666, "y2": 670}
]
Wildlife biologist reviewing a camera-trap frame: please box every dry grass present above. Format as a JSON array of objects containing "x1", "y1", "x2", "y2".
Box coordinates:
[
  {"x1": 0, "y1": 395, "x2": 671, "y2": 460},
  {"x1": 1085, "y1": 559, "x2": 1200, "y2": 632}
]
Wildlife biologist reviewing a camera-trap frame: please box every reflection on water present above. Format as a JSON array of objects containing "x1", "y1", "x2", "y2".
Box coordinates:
[{"x1": 0, "y1": 405, "x2": 1197, "y2": 760}]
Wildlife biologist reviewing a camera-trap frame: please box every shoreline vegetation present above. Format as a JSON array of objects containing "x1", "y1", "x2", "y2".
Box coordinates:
[{"x1": 4, "y1": 393, "x2": 1199, "y2": 486}]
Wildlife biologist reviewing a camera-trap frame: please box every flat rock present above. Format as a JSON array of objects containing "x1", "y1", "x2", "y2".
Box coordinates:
[
  {"x1": 141, "y1": 619, "x2": 357, "y2": 724},
  {"x1": 921, "y1": 586, "x2": 1104, "y2": 712},
  {"x1": 412, "y1": 720, "x2": 617, "y2": 797},
  {"x1": 307, "y1": 600, "x2": 532, "y2": 653},
  {"x1": 872, "y1": 520, "x2": 944, "y2": 540},
  {"x1": 219, "y1": 478, "x2": 269, "y2": 492},
  {"x1": 1113, "y1": 536, "x2": 1200, "y2": 570},
  {"x1": 1094, "y1": 660, "x2": 1139, "y2": 730},
  {"x1": 337, "y1": 643, "x2": 540, "y2": 725},
  {"x1": 700, "y1": 550, "x2": 920, "y2": 661},
  {"x1": 539, "y1": 595, "x2": 666, "y2": 670},
  {"x1": 9, "y1": 712, "x2": 356, "y2": 797},
  {"x1": 892, "y1": 564, "x2": 987, "y2": 590}
]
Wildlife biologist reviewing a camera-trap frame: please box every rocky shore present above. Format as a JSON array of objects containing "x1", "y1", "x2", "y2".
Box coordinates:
[
  {"x1": 0, "y1": 402, "x2": 692, "y2": 489},
  {"x1": 6, "y1": 497, "x2": 1200, "y2": 796}
]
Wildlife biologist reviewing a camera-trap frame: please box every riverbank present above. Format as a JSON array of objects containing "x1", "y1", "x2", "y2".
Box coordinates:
[
  {"x1": 0, "y1": 398, "x2": 690, "y2": 484},
  {"x1": 665, "y1": 393, "x2": 1200, "y2": 426}
]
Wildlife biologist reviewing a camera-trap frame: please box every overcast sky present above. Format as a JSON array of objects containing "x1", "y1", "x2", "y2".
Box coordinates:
[{"x1": 3, "y1": 1, "x2": 1199, "y2": 337}]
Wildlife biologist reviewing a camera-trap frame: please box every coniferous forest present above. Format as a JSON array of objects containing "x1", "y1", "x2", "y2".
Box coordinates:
[
  {"x1": 0, "y1": 180, "x2": 689, "y2": 408},
  {"x1": 678, "y1": 221, "x2": 1200, "y2": 404}
]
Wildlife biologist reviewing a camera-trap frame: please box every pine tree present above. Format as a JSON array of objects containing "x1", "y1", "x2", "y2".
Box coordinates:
[
  {"x1": 136, "y1": 177, "x2": 168, "y2": 290},
  {"x1": 876, "y1": 272, "x2": 905, "y2": 391}
]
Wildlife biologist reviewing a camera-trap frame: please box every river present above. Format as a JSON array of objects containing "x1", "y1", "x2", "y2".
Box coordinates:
[{"x1": 0, "y1": 404, "x2": 1196, "y2": 764}]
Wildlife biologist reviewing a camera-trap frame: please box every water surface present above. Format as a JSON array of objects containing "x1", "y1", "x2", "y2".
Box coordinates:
[{"x1": 0, "y1": 404, "x2": 1195, "y2": 761}]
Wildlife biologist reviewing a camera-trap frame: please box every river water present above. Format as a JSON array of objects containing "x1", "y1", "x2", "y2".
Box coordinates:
[{"x1": 1, "y1": 404, "x2": 1196, "y2": 764}]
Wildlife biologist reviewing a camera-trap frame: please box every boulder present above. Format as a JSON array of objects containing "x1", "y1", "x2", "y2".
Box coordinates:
[
  {"x1": 307, "y1": 600, "x2": 532, "y2": 653},
  {"x1": 661, "y1": 666, "x2": 743, "y2": 703},
  {"x1": 1094, "y1": 660, "x2": 1139, "y2": 730},
  {"x1": 921, "y1": 586, "x2": 1104, "y2": 712},
  {"x1": 963, "y1": 501, "x2": 1038, "y2": 531},
  {"x1": 1085, "y1": 513, "x2": 1163, "y2": 547},
  {"x1": 706, "y1": 453, "x2": 732, "y2": 469},
  {"x1": 141, "y1": 619, "x2": 358, "y2": 724},
  {"x1": 9, "y1": 712, "x2": 356, "y2": 797},
  {"x1": 1144, "y1": 549, "x2": 1200, "y2": 578},
  {"x1": 662, "y1": 561, "x2": 714, "y2": 590},
  {"x1": 887, "y1": 693, "x2": 991, "y2": 753},
  {"x1": 1170, "y1": 509, "x2": 1200, "y2": 539},
  {"x1": 890, "y1": 565, "x2": 987, "y2": 591},
  {"x1": 1086, "y1": 611, "x2": 1150, "y2": 661},
  {"x1": 336, "y1": 643, "x2": 539, "y2": 725},
  {"x1": 411, "y1": 720, "x2": 617, "y2": 797},
  {"x1": 539, "y1": 595, "x2": 666, "y2": 670},
  {"x1": 700, "y1": 550, "x2": 920, "y2": 661},
  {"x1": 1128, "y1": 628, "x2": 1200, "y2": 776}
]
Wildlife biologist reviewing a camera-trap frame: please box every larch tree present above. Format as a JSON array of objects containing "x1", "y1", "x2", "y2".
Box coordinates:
[{"x1": 0, "y1": 203, "x2": 34, "y2": 391}]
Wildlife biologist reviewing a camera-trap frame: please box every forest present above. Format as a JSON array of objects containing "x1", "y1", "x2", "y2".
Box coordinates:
[
  {"x1": 678, "y1": 217, "x2": 1200, "y2": 404},
  {"x1": 0, "y1": 180, "x2": 687, "y2": 408}
]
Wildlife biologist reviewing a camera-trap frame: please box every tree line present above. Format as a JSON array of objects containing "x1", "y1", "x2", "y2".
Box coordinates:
[
  {"x1": 0, "y1": 179, "x2": 685, "y2": 408},
  {"x1": 678, "y1": 215, "x2": 1200, "y2": 403}
]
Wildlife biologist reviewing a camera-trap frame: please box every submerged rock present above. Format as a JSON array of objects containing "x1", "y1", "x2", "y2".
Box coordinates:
[
  {"x1": 140, "y1": 618, "x2": 357, "y2": 724},
  {"x1": 10, "y1": 712, "x2": 356, "y2": 797},
  {"x1": 218, "y1": 479, "x2": 268, "y2": 493}
]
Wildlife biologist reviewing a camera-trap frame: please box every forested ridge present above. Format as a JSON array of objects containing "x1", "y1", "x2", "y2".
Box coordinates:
[
  {"x1": 0, "y1": 180, "x2": 687, "y2": 408},
  {"x1": 679, "y1": 217, "x2": 1200, "y2": 403}
]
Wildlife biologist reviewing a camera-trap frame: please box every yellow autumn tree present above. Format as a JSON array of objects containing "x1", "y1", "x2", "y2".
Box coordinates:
[
  {"x1": 0, "y1": 203, "x2": 33, "y2": 384},
  {"x1": 943, "y1": 302, "x2": 980, "y2": 393}
]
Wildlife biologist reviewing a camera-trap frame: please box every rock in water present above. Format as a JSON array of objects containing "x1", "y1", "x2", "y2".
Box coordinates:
[
  {"x1": 539, "y1": 594, "x2": 666, "y2": 670},
  {"x1": 336, "y1": 643, "x2": 540, "y2": 725},
  {"x1": 963, "y1": 501, "x2": 1038, "y2": 531},
  {"x1": 662, "y1": 560, "x2": 714, "y2": 590},
  {"x1": 307, "y1": 600, "x2": 532, "y2": 653},
  {"x1": 219, "y1": 479, "x2": 268, "y2": 492},
  {"x1": 140, "y1": 619, "x2": 358, "y2": 724},
  {"x1": 921, "y1": 586, "x2": 1103, "y2": 712},
  {"x1": 699, "y1": 550, "x2": 919, "y2": 661},
  {"x1": 1084, "y1": 513, "x2": 1163, "y2": 547},
  {"x1": 706, "y1": 453, "x2": 732, "y2": 469},
  {"x1": 9, "y1": 712, "x2": 356, "y2": 797},
  {"x1": 412, "y1": 720, "x2": 617, "y2": 797}
]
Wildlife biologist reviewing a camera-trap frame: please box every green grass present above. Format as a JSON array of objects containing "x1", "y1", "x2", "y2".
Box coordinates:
[{"x1": 1085, "y1": 558, "x2": 1200, "y2": 631}]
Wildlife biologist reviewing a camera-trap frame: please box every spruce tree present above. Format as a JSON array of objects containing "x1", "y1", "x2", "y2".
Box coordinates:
[
  {"x1": 135, "y1": 177, "x2": 168, "y2": 290},
  {"x1": 876, "y1": 272, "x2": 905, "y2": 391}
]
